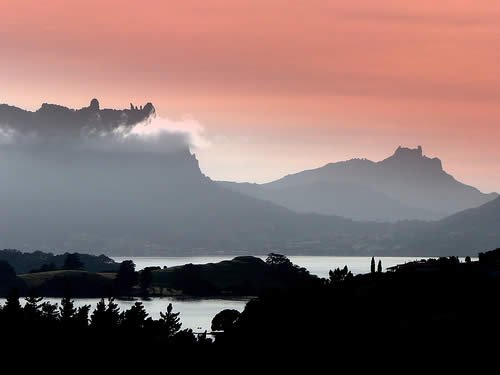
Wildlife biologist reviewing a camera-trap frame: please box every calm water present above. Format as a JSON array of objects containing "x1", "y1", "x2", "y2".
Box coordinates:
[{"x1": 2, "y1": 256, "x2": 445, "y2": 333}]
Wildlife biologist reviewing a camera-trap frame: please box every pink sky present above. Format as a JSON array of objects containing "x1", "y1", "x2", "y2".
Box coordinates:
[{"x1": 1, "y1": 0, "x2": 499, "y2": 191}]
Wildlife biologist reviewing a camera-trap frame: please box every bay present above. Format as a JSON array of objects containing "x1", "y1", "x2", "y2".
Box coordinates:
[{"x1": 3, "y1": 256, "x2": 457, "y2": 333}]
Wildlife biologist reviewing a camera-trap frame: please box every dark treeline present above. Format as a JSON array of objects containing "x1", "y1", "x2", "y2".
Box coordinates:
[
  {"x1": 0, "y1": 254, "x2": 153, "y2": 298},
  {"x1": 2, "y1": 250, "x2": 500, "y2": 359},
  {"x1": 0, "y1": 249, "x2": 118, "y2": 274},
  {"x1": 0, "y1": 291, "x2": 213, "y2": 357}
]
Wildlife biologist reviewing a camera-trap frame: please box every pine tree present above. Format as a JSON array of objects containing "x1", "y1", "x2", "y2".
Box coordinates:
[
  {"x1": 59, "y1": 296, "x2": 77, "y2": 323},
  {"x1": 24, "y1": 292, "x2": 43, "y2": 321},
  {"x1": 4, "y1": 288, "x2": 22, "y2": 320},
  {"x1": 159, "y1": 303, "x2": 182, "y2": 338},
  {"x1": 90, "y1": 298, "x2": 107, "y2": 329},
  {"x1": 122, "y1": 302, "x2": 149, "y2": 329},
  {"x1": 377, "y1": 260, "x2": 382, "y2": 273},
  {"x1": 41, "y1": 301, "x2": 59, "y2": 321},
  {"x1": 106, "y1": 297, "x2": 121, "y2": 328},
  {"x1": 75, "y1": 305, "x2": 91, "y2": 328},
  {"x1": 371, "y1": 257, "x2": 376, "y2": 273}
]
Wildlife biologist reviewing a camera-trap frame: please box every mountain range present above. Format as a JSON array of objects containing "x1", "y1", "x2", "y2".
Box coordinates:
[
  {"x1": 221, "y1": 145, "x2": 497, "y2": 222},
  {"x1": 0, "y1": 100, "x2": 498, "y2": 257}
]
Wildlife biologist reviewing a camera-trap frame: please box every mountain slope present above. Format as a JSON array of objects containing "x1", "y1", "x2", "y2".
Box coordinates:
[
  {"x1": 0, "y1": 100, "x2": 389, "y2": 255},
  {"x1": 221, "y1": 146, "x2": 497, "y2": 221},
  {"x1": 0, "y1": 146, "x2": 393, "y2": 255},
  {"x1": 1, "y1": 101, "x2": 497, "y2": 257},
  {"x1": 415, "y1": 196, "x2": 500, "y2": 255},
  {"x1": 221, "y1": 180, "x2": 439, "y2": 221}
]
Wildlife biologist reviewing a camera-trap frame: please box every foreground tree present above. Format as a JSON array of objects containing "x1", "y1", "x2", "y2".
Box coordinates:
[
  {"x1": 59, "y1": 296, "x2": 77, "y2": 324},
  {"x1": 3, "y1": 288, "x2": 22, "y2": 320},
  {"x1": 211, "y1": 309, "x2": 240, "y2": 332},
  {"x1": 24, "y1": 292, "x2": 43, "y2": 320},
  {"x1": 90, "y1": 298, "x2": 121, "y2": 329},
  {"x1": 41, "y1": 301, "x2": 59, "y2": 322},
  {"x1": 159, "y1": 303, "x2": 182, "y2": 338},
  {"x1": 75, "y1": 305, "x2": 91, "y2": 328},
  {"x1": 90, "y1": 298, "x2": 107, "y2": 329},
  {"x1": 371, "y1": 257, "x2": 376, "y2": 273},
  {"x1": 122, "y1": 302, "x2": 149, "y2": 329},
  {"x1": 0, "y1": 261, "x2": 18, "y2": 295}
]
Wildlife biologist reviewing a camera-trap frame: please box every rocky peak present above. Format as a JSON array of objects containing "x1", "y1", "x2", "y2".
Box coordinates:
[{"x1": 382, "y1": 145, "x2": 443, "y2": 171}]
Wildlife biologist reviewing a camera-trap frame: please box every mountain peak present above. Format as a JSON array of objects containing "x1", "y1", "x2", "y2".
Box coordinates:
[
  {"x1": 382, "y1": 145, "x2": 443, "y2": 171},
  {"x1": 393, "y1": 145, "x2": 423, "y2": 158}
]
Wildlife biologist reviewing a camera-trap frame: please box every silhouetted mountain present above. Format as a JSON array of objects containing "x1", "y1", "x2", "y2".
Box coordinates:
[
  {"x1": 221, "y1": 146, "x2": 497, "y2": 221},
  {"x1": 0, "y1": 100, "x2": 383, "y2": 255},
  {"x1": 0, "y1": 99, "x2": 154, "y2": 137}
]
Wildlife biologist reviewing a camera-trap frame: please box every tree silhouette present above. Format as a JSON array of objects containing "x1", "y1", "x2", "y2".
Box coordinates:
[
  {"x1": 0, "y1": 261, "x2": 17, "y2": 295},
  {"x1": 106, "y1": 298, "x2": 121, "y2": 328},
  {"x1": 122, "y1": 302, "x2": 149, "y2": 329},
  {"x1": 139, "y1": 268, "x2": 153, "y2": 295},
  {"x1": 90, "y1": 298, "x2": 121, "y2": 329},
  {"x1": 371, "y1": 257, "x2": 376, "y2": 273},
  {"x1": 329, "y1": 266, "x2": 353, "y2": 284},
  {"x1": 41, "y1": 301, "x2": 59, "y2": 321},
  {"x1": 75, "y1": 305, "x2": 91, "y2": 328},
  {"x1": 266, "y1": 253, "x2": 293, "y2": 267},
  {"x1": 30, "y1": 262, "x2": 57, "y2": 273},
  {"x1": 0, "y1": 261, "x2": 16, "y2": 282},
  {"x1": 3, "y1": 288, "x2": 22, "y2": 320},
  {"x1": 377, "y1": 260, "x2": 382, "y2": 273},
  {"x1": 159, "y1": 303, "x2": 182, "y2": 338},
  {"x1": 59, "y1": 296, "x2": 77, "y2": 324},
  {"x1": 211, "y1": 309, "x2": 240, "y2": 332},
  {"x1": 63, "y1": 253, "x2": 84, "y2": 270},
  {"x1": 90, "y1": 298, "x2": 107, "y2": 329},
  {"x1": 115, "y1": 260, "x2": 138, "y2": 293},
  {"x1": 24, "y1": 292, "x2": 43, "y2": 321}
]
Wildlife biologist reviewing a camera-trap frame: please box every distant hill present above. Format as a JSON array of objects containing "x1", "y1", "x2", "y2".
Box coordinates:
[
  {"x1": 221, "y1": 146, "x2": 497, "y2": 222},
  {"x1": 398, "y1": 196, "x2": 500, "y2": 256}
]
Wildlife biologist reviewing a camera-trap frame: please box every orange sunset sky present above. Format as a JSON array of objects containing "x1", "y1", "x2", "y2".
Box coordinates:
[{"x1": 1, "y1": 0, "x2": 499, "y2": 192}]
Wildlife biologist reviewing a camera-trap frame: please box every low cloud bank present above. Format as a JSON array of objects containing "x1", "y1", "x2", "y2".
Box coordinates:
[{"x1": 0, "y1": 99, "x2": 209, "y2": 154}]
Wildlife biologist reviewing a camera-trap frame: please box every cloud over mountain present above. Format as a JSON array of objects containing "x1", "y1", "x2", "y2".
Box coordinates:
[{"x1": 0, "y1": 99, "x2": 208, "y2": 154}]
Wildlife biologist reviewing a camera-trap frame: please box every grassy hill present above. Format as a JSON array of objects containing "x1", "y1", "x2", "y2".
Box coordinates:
[{"x1": 19, "y1": 270, "x2": 116, "y2": 297}]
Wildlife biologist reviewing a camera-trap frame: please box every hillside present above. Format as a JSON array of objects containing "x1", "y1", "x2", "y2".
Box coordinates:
[
  {"x1": 0, "y1": 100, "x2": 386, "y2": 255},
  {"x1": 221, "y1": 146, "x2": 497, "y2": 221},
  {"x1": 401, "y1": 197, "x2": 500, "y2": 256},
  {"x1": 0, "y1": 101, "x2": 498, "y2": 257}
]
